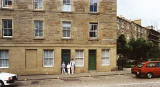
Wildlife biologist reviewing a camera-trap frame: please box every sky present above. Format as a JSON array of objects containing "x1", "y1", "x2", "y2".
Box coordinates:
[{"x1": 117, "y1": 0, "x2": 160, "y2": 30}]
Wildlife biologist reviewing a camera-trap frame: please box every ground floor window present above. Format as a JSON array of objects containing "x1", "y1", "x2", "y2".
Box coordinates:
[
  {"x1": 102, "y1": 49, "x2": 110, "y2": 66},
  {"x1": 75, "y1": 50, "x2": 84, "y2": 67},
  {"x1": 0, "y1": 50, "x2": 9, "y2": 68},
  {"x1": 43, "y1": 50, "x2": 54, "y2": 67}
]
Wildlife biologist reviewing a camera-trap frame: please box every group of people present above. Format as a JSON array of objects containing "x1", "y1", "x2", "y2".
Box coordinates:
[{"x1": 61, "y1": 59, "x2": 75, "y2": 75}]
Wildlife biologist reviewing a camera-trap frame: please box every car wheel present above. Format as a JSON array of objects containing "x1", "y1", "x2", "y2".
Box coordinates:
[
  {"x1": 147, "y1": 73, "x2": 153, "y2": 79},
  {"x1": 0, "y1": 81, "x2": 4, "y2": 87}
]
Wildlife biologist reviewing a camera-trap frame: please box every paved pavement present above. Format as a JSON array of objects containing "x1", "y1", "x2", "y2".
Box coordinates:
[
  {"x1": 14, "y1": 69, "x2": 160, "y2": 87},
  {"x1": 18, "y1": 68, "x2": 131, "y2": 81}
]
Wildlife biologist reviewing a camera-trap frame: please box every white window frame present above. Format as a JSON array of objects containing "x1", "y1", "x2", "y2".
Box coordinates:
[
  {"x1": 0, "y1": 50, "x2": 9, "y2": 68},
  {"x1": 90, "y1": 0, "x2": 98, "y2": 13},
  {"x1": 33, "y1": 0, "x2": 43, "y2": 10},
  {"x1": 62, "y1": 0, "x2": 71, "y2": 11},
  {"x1": 102, "y1": 49, "x2": 110, "y2": 66},
  {"x1": 2, "y1": 19, "x2": 13, "y2": 38},
  {"x1": 89, "y1": 23, "x2": 98, "y2": 39},
  {"x1": 2, "y1": 0, "x2": 12, "y2": 8},
  {"x1": 34, "y1": 20, "x2": 43, "y2": 38},
  {"x1": 62, "y1": 21, "x2": 71, "y2": 39},
  {"x1": 43, "y1": 50, "x2": 54, "y2": 67},
  {"x1": 75, "y1": 50, "x2": 84, "y2": 67}
]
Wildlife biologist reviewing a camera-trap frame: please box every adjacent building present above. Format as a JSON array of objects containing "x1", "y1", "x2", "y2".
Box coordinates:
[
  {"x1": 117, "y1": 16, "x2": 148, "y2": 41},
  {"x1": 0, "y1": 0, "x2": 117, "y2": 75},
  {"x1": 117, "y1": 16, "x2": 160, "y2": 46},
  {"x1": 146, "y1": 26, "x2": 160, "y2": 46}
]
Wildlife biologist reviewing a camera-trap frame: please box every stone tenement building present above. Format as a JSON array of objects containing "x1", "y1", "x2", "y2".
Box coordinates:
[
  {"x1": 0, "y1": 0, "x2": 117, "y2": 75},
  {"x1": 146, "y1": 26, "x2": 160, "y2": 46},
  {"x1": 117, "y1": 16, "x2": 148, "y2": 41},
  {"x1": 117, "y1": 16, "x2": 160, "y2": 46}
]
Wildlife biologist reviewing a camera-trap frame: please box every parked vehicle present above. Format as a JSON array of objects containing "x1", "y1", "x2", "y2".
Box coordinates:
[
  {"x1": 131, "y1": 61, "x2": 160, "y2": 79},
  {"x1": 0, "y1": 72, "x2": 18, "y2": 86}
]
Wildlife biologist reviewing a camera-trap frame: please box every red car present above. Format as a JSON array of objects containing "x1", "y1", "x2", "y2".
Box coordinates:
[{"x1": 131, "y1": 61, "x2": 160, "y2": 79}]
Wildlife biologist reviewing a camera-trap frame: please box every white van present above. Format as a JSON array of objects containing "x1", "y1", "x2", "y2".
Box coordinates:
[{"x1": 0, "y1": 72, "x2": 17, "y2": 86}]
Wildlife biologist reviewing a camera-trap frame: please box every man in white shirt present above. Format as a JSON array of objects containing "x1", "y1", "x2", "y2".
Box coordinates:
[{"x1": 71, "y1": 59, "x2": 75, "y2": 74}]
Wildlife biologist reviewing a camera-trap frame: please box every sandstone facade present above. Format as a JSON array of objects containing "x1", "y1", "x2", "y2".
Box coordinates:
[{"x1": 0, "y1": 0, "x2": 117, "y2": 75}]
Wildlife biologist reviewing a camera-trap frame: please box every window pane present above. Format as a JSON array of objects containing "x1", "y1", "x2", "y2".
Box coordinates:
[
  {"x1": 63, "y1": 0, "x2": 67, "y2": 4},
  {"x1": 90, "y1": 0, "x2": 97, "y2": 12},
  {"x1": 3, "y1": 0, "x2": 12, "y2": 7},
  {"x1": 102, "y1": 50, "x2": 110, "y2": 66},
  {"x1": 8, "y1": 0, "x2": 12, "y2": 5},
  {"x1": 66, "y1": 30, "x2": 70, "y2": 37},
  {"x1": 3, "y1": 29, "x2": 12, "y2": 36},
  {"x1": 63, "y1": 0, "x2": 70, "y2": 5},
  {"x1": 3, "y1": 20, "x2": 7, "y2": 28},
  {"x1": 44, "y1": 50, "x2": 54, "y2": 67},
  {"x1": 62, "y1": 0, "x2": 71, "y2": 11},
  {"x1": 39, "y1": 30, "x2": 43, "y2": 36},
  {"x1": 0, "y1": 50, "x2": 9, "y2": 68},
  {"x1": 2, "y1": 19, "x2": 12, "y2": 37},
  {"x1": 34, "y1": 20, "x2": 43, "y2": 37},
  {"x1": 34, "y1": 3, "x2": 38, "y2": 9},
  {"x1": 8, "y1": 20, "x2": 12, "y2": 28},
  {"x1": 62, "y1": 22, "x2": 71, "y2": 38},
  {"x1": 75, "y1": 50, "x2": 84, "y2": 67},
  {"x1": 34, "y1": 0, "x2": 43, "y2": 9},
  {"x1": 90, "y1": 32, "x2": 95, "y2": 37},
  {"x1": 90, "y1": 23, "x2": 98, "y2": 38}
]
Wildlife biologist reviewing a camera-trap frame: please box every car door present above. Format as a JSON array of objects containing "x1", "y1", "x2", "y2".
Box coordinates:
[
  {"x1": 146, "y1": 62, "x2": 157, "y2": 75},
  {"x1": 156, "y1": 62, "x2": 160, "y2": 76}
]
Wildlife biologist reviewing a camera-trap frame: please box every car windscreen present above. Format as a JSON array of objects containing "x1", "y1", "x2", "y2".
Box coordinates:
[{"x1": 135, "y1": 62, "x2": 145, "y2": 68}]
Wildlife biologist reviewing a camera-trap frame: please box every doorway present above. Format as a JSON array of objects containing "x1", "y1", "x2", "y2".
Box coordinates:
[
  {"x1": 88, "y1": 50, "x2": 96, "y2": 70},
  {"x1": 62, "y1": 49, "x2": 71, "y2": 66}
]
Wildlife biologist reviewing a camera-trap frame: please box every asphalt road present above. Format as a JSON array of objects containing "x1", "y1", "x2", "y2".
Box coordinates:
[{"x1": 13, "y1": 74, "x2": 160, "y2": 87}]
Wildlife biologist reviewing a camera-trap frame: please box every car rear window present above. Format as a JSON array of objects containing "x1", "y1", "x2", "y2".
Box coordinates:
[{"x1": 135, "y1": 62, "x2": 145, "y2": 68}]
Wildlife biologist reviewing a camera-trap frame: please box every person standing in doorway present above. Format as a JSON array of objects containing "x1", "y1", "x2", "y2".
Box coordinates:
[
  {"x1": 67, "y1": 63, "x2": 71, "y2": 75},
  {"x1": 71, "y1": 59, "x2": 75, "y2": 74},
  {"x1": 61, "y1": 61, "x2": 66, "y2": 74}
]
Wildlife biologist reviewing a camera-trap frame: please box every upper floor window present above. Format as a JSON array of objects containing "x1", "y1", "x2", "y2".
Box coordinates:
[
  {"x1": 90, "y1": 0, "x2": 98, "y2": 12},
  {"x1": 89, "y1": 23, "x2": 98, "y2": 38},
  {"x1": 33, "y1": 0, "x2": 43, "y2": 10},
  {"x1": 34, "y1": 20, "x2": 43, "y2": 38},
  {"x1": 2, "y1": 0, "x2": 12, "y2": 8},
  {"x1": 62, "y1": 0, "x2": 71, "y2": 11},
  {"x1": 0, "y1": 50, "x2": 9, "y2": 68},
  {"x1": 2, "y1": 19, "x2": 12, "y2": 37},
  {"x1": 62, "y1": 21, "x2": 71, "y2": 38}
]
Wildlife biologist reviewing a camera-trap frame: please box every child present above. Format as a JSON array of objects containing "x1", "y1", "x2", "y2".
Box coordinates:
[
  {"x1": 61, "y1": 62, "x2": 66, "y2": 74},
  {"x1": 67, "y1": 63, "x2": 71, "y2": 75}
]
